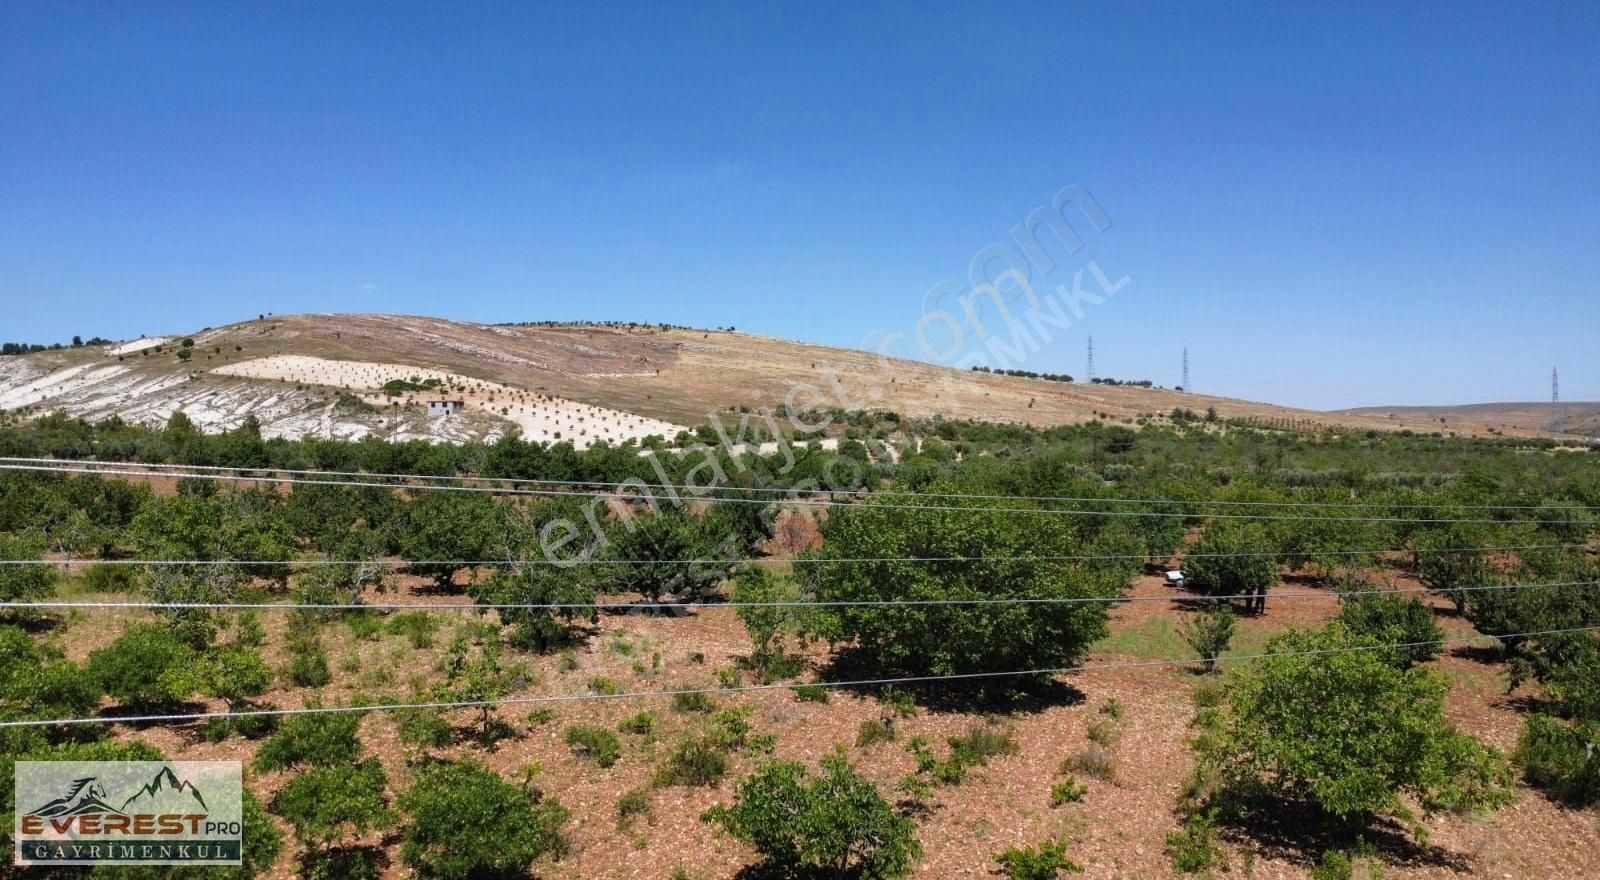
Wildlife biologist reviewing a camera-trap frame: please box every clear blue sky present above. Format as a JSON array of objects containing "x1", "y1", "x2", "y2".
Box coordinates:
[{"x1": 3, "y1": 2, "x2": 1595, "y2": 409}]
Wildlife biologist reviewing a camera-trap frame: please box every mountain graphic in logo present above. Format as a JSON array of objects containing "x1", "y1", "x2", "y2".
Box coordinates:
[
  {"x1": 28, "y1": 777, "x2": 123, "y2": 817},
  {"x1": 119, "y1": 765, "x2": 209, "y2": 813}
]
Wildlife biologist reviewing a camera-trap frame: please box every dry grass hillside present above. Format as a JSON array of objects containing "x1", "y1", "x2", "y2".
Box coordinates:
[{"x1": 0, "y1": 313, "x2": 1558, "y2": 441}]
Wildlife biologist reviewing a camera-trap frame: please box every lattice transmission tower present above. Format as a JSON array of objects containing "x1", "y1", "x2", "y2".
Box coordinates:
[
  {"x1": 1550, "y1": 367, "x2": 1563, "y2": 434},
  {"x1": 1182, "y1": 348, "x2": 1190, "y2": 392},
  {"x1": 1086, "y1": 336, "x2": 1095, "y2": 382}
]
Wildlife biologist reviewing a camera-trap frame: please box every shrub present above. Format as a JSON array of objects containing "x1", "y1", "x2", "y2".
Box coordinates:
[
  {"x1": 1338, "y1": 591, "x2": 1444, "y2": 668},
  {"x1": 1204, "y1": 623, "x2": 1513, "y2": 827},
  {"x1": 792, "y1": 684, "x2": 831, "y2": 703},
  {"x1": 396, "y1": 707, "x2": 454, "y2": 752},
  {"x1": 1165, "y1": 811, "x2": 1228, "y2": 874},
  {"x1": 1098, "y1": 697, "x2": 1124, "y2": 720},
  {"x1": 1513, "y1": 714, "x2": 1600, "y2": 806},
  {"x1": 856, "y1": 718, "x2": 897, "y2": 748},
  {"x1": 618, "y1": 710, "x2": 656, "y2": 735},
  {"x1": 0, "y1": 626, "x2": 102, "y2": 729},
  {"x1": 994, "y1": 838, "x2": 1081, "y2": 879},
  {"x1": 387, "y1": 611, "x2": 441, "y2": 648},
  {"x1": 1179, "y1": 604, "x2": 1236, "y2": 673},
  {"x1": 673, "y1": 690, "x2": 715, "y2": 713},
  {"x1": 703, "y1": 754, "x2": 921, "y2": 879},
  {"x1": 616, "y1": 787, "x2": 652, "y2": 828},
  {"x1": 269, "y1": 758, "x2": 394, "y2": 852},
  {"x1": 800, "y1": 495, "x2": 1122, "y2": 683},
  {"x1": 286, "y1": 628, "x2": 332, "y2": 688},
  {"x1": 566, "y1": 724, "x2": 623, "y2": 768},
  {"x1": 655, "y1": 733, "x2": 732, "y2": 787},
  {"x1": 1050, "y1": 777, "x2": 1087, "y2": 806},
  {"x1": 398, "y1": 759, "x2": 570, "y2": 880},
  {"x1": 255, "y1": 706, "x2": 362, "y2": 770},
  {"x1": 1311, "y1": 849, "x2": 1353, "y2": 880},
  {"x1": 1085, "y1": 718, "x2": 1118, "y2": 748},
  {"x1": 87, "y1": 623, "x2": 197, "y2": 707},
  {"x1": 1063, "y1": 746, "x2": 1116, "y2": 782},
  {"x1": 589, "y1": 675, "x2": 620, "y2": 696},
  {"x1": 948, "y1": 725, "x2": 1018, "y2": 765}
]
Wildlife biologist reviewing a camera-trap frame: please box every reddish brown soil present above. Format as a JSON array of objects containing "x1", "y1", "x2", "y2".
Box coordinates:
[{"x1": 48, "y1": 565, "x2": 1600, "y2": 880}]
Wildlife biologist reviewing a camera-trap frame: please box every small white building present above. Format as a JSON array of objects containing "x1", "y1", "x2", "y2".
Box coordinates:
[
  {"x1": 427, "y1": 400, "x2": 465, "y2": 417},
  {"x1": 1164, "y1": 569, "x2": 1187, "y2": 589}
]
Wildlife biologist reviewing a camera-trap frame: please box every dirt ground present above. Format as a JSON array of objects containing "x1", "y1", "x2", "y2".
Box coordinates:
[{"x1": 47, "y1": 564, "x2": 1600, "y2": 880}]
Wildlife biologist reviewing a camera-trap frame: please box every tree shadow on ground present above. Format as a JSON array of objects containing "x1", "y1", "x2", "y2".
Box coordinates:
[
  {"x1": 102, "y1": 700, "x2": 210, "y2": 729},
  {"x1": 816, "y1": 648, "x2": 1085, "y2": 715},
  {"x1": 1449, "y1": 643, "x2": 1506, "y2": 666},
  {"x1": 1215, "y1": 793, "x2": 1475, "y2": 874}
]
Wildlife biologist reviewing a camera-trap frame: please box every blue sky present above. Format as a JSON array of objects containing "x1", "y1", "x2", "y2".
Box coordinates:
[{"x1": 2, "y1": 2, "x2": 1595, "y2": 409}]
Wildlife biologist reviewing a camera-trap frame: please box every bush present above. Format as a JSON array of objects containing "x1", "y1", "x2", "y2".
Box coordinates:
[
  {"x1": 616, "y1": 787, "x2": 652, "y2": 828},
  {"x1": 703, "y1": 754, "x2": 921, "y2": 879},
  {"x1": 1179, "y1": 604, "x2": 1235, "y2": 673},
  {"x1": 1514, "y1": 714, "x2": 1600, "y2": 806},
  {"x1": 1338, "y1": 591, "x2": 1443, "y2": 668},
  {"x1": 1063, "y1": 746, "x2": 1116, "y2": 782},
  {"x1": 398, "y1": 759, "x2": 570, "y2": 879},
  {"x1": 800, "y1": 494, "x2": 1123, "y2": 682},
  {"x1": 87, "y1": 623, "x2": 197, "y2": 707},
  {"x1": 396, "y1": 707, "x2": 454, "y2": 752},
  {"x1": 655, "y1": 733, "x2": 732, "y2": 787},
  {"x1": 856, "y1": 718, "x2": 897, "y2": 748},
  {"x1": 1050, "y1": 777, "x2": 1087, "y2": 806},
  {"x1": 1165, "y1": 811, "x2": 1228, "y2": 874},
  {"x1": 673, "y1": 690, "x2": 715, "y2": 713},
  {"x1": 565, "y1": 724, "x2": 623, "y2": 768},
  {"x1": 387, "y1": 611, "x2": 441, "y2": 648},
  {"x1": 286, "y1": 628, "x2": 332, "y2": 688},
  {"x1": 270, "y1": 758, "x2": 394, "y2": 852},
  {"x1": 792, "y1": 684, "x2": 831, "y2": 703},
  {"x1": 617, "y1": 710, "x2": 656, "y2": 735},
  {"x1": 0, "y1": 626, "x2": 102, "y2": 730},
  {"x1": 994, "y1": 838, "x2": 1081, "y2": 879},
  {"x1": 1203, "y1": 623, "x2": 1512, "y2": 828},
  {"x1": 255, "y1": 707, "x2": 363, "y2": 770}
]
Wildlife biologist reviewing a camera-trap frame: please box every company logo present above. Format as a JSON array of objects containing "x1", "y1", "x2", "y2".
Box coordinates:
[{"x1": 15, "y1": 761, "x2": 242, "y2": 866}]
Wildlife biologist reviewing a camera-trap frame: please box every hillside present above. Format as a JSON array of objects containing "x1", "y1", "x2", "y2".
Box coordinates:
[
  {"x1": 0, "y1": 313, "x2": 1548, "y2": 444},
  {"x1": 1339, "y1": 401, "x2": 1600, "y2": 439}
]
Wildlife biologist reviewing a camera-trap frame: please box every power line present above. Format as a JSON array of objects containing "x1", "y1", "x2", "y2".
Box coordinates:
[
  {"x1": 1, "y1": 461, "x2": 1585, "y2": 525},
  {"x1": 0, "y1": 543, "x2": 1585, "y2": 568},
  {"x1": 3, "y1": 624, "x2": 1594, "y2": 730},
  {"x1": 4, "y1": 578, "x2": 1597, "y2": 613},
  {"x1": 7, "y1": 455, "x2": 1581, "y2": 512}
]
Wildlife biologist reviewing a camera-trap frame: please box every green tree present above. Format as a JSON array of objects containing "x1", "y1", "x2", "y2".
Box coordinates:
[
  {"x1": 731, "y1": 565, "x2": 799, "y2": 678},
  {"x1": 0, "y1": 534, "x2": 56, "y2": 618},
  {"x1": 87, "y1": 623, "x2": 199, "y2": 707},
  {"x1": 270, "y1": 759, "x2": 394, "y2": 862},
  {"x1": 255, "y1": 706, "x2": 363, "y2": 771},
  {"x1": 397, "y1": 759, "x2": 570, "y2": 879},
  {"x1": 600, "y1": 510, "x2": 733, "y2": 602},
  {"x1": 1337, "y1": 589, "x2": 1444, "y2": 668},
  {"x1": 1201, "y1": 624, "x2": 1512, "y2": 833},
  {"x1": 1184, "y1": 522, "x2": 1278, "y2": 614},
  {"x1": 0, "y1": 625, "x2": 102, "y2": 735},
  {"x1": 469, "y1": 565, "x2": 597, "y2": 653},
  {"x1": 399, "y1": 491, "x2": 505, "y2": 591},
  {"x1": 801, "y1": 494, "x2": 1123, "y2": 681},
  {"x1": 1179, "y1": 604, "x2": 1236, "y2": 674},
  {"x1": 704, "y1": 754, "x2": 921, "y2": 880}
]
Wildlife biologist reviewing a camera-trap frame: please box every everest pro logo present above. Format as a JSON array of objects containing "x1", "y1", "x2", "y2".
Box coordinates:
[{"x1": 15, "y1": 761, "x2": 242, "y2": 865}]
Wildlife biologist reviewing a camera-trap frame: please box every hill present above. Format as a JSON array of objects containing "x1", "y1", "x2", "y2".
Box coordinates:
[
  {"x1": 0, "y1": 313, "x2": 1551, "y2": 444},
  {"x1": 1338, "y1": 401, "x2": 1600, "y2": 439}
]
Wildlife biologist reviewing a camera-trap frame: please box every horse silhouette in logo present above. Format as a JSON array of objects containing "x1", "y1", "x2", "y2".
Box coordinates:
[{"x1": 29, "y1": 777, "x2": 124, "y2": 817}]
